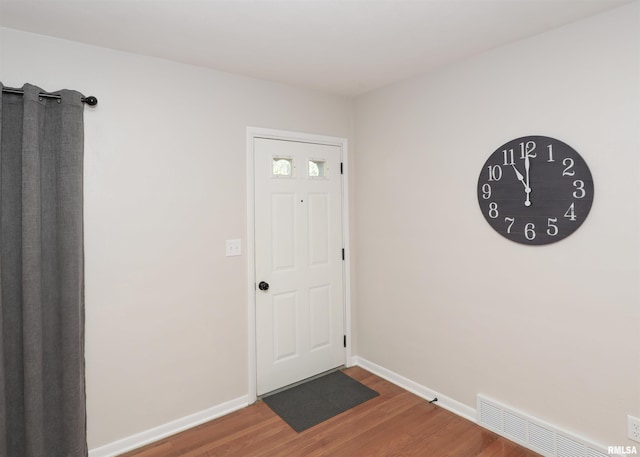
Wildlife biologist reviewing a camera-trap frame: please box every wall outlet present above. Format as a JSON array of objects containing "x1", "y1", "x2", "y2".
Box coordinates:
[{"x1": 629, "y1": 415, "x2": 640, "y2": 443}]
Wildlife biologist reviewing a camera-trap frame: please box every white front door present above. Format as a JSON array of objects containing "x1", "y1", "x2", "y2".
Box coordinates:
[{"x1": 254, "y1": 137, "x2": 345, "y2": 395}]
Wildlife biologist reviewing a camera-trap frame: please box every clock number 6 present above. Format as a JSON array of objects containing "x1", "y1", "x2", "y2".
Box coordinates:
[{"x1": 524, "y1": 223, "x2": 536, "y2": 241}]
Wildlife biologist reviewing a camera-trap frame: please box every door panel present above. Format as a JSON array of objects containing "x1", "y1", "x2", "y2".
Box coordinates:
[
  {"x1": 272, "y1": 193, "x2": 295, "y2": 270},
  {"x1": 255, "y1": 138, "x2": 344, "y2": 395},
  {"x1": 309, "y1": 285, "x2": 331, "y2": 349},
  {"x1": 308, "y1": 193, "x2": 330, "y2": 265},
  {"x1": 272, "y1": 291, "x2": 297, "y2": 361}
]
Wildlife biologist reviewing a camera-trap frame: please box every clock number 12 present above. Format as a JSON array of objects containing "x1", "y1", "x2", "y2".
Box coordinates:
[{"x1": 519, "y1": 141, "x2": 536, "y2": 159}]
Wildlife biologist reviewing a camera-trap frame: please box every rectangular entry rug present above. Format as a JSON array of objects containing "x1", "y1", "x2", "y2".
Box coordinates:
[{"x1": 262, "y1": 370, "x2": 379, "y2": 432}]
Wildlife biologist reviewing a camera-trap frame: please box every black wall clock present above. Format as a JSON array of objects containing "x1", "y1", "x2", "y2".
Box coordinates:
[{"x1": 477, "y1": 135, "x2": 594, "y2": 245}]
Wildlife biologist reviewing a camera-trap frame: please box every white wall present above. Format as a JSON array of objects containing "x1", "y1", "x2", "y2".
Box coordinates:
[
  {"x1": 353, "y1": 1, "x2": 639, "y2": 446},
  {"x1": 0, "y1": 27, "x2": 353, "y2": 449}
]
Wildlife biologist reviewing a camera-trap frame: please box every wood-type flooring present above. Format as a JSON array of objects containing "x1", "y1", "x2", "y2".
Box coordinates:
[{"x1": 120, "y1": 366, "x2": 540, "y2": 457}]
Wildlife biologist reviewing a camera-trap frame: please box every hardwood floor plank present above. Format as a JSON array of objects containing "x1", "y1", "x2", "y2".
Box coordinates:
[{"x1": 120, "y1": 367, "x2": 540, "y2": 457}]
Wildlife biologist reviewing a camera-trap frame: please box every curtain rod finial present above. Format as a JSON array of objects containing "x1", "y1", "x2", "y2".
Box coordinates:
[{"x1": 83, "y1": 96, "x2": 98, "y2": 106}]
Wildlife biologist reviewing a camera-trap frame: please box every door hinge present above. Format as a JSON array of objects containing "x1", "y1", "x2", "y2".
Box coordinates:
[
  {"x1": 340, "y1": 162, "x2": 344, "y2": 175},
  {"x1": 342, "y1": 248, "x2": 345, "y2": 261},
  {"x1": 343, "y1": 335, "x2": 347, "y2": 347}
]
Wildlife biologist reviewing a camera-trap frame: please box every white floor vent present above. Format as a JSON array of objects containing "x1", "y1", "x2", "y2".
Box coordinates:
[{"x1": 477, "y1": 395, "x2": 610, "y2": 457}]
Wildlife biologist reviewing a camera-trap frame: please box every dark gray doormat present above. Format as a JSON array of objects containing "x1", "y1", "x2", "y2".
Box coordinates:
[{"x1": 262, "y1": 370, "x2": 379, "y2": 432}]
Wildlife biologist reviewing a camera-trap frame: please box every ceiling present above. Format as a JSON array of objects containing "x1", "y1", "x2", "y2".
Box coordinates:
[{"x1": 0, "y1": 0, "x2": 633, "y2": 96}]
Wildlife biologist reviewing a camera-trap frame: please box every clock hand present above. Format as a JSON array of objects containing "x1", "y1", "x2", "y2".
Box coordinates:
[
  {"x1": 510, "y1": 164, "x2": 529, "y2": 190},
  {"x1": 524, "y1": 153, "x2": 532, "y2": 207},
  {"x1": 511, "y1": 164, "x2": 532, "y2": 207}
]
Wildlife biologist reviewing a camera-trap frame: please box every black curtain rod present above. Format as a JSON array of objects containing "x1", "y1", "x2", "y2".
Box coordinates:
[{"x1": 2, "y1": 87, "x2": 98, "y2": 106}]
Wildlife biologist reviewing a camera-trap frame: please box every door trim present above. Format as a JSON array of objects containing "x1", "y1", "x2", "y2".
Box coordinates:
[{"x1": 246, "y1": 127, "x2": 352, "y2": 402}]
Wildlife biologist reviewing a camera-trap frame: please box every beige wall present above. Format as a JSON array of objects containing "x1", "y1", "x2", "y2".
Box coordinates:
[
  {"x1": 353, "y1": 2, "x2": 639, "y2": 446},
  {"x1": 0, "y1": 27, "x2": 353, "y2": 449}
]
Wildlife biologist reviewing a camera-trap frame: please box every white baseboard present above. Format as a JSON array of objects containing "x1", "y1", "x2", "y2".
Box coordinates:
[
  {"x1": 88, "y1": 359, "x2": 622, "y2": 457},
  {"x1": 88, "y1": 359, "x2": 469, "y2": 456},
  {"x1": 88, "y1": 395, "x2": 249, "y2": 457},
  {"x1": 352, "y1": 356, "x2": 476, "y2": 423},
  {"x1": 354, "y1": 357, "x2": 617, "y2": 456}
]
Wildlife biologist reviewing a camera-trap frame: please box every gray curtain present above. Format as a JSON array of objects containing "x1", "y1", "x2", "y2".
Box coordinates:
[{"x1": 0, "y1": 83, "x2": 87, "y2": 457}]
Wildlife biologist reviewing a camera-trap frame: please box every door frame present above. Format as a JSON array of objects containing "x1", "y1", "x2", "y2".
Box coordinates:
[{"x1": 246, "y1": 127, "x2": 353, "y2": 402}]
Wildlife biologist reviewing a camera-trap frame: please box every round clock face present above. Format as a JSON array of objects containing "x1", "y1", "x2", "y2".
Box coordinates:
[{"x1": 477, "y1": 136, "x2": 594, "y2": 245}]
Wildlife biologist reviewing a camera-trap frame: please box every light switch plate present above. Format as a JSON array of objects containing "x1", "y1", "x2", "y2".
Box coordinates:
[{"x1": 226, "y1": 239, "x2": 241, "y2": 256}]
